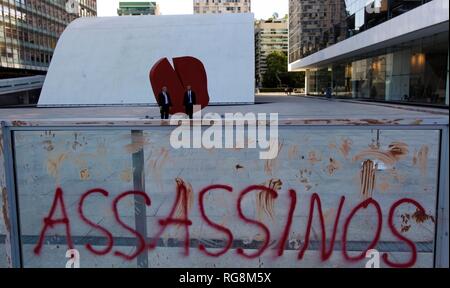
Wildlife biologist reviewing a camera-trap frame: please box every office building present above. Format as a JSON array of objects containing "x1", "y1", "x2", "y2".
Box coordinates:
[
  {"x1": 288, "y1": 0, "x2": 449, "y2": 106},
  {"x1": 194, "y1": 0, "x2": 251, "y2": 14},
  {"x1": 0, "y1": 0, "x2": 97, "y2": 78},
  {"x1": 76, "y1": 0, "x2": 97, "y2": 17}
]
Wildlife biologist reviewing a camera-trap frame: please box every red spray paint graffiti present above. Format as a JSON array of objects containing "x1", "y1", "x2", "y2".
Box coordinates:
[
  {"x1": 276, "y1": 189, "x2": 297, "y2": 257},
  {"x1": 198, "y1": 185, "x2": 234, "y2": 257},
  {"x1": 112, "y1": 191, "x2": 151, "y2": 260},
  {"x1": 236, "y1": 185, "x2": 278, "y2": 259},
  {"x1": 33, "y1": 184, "x2": 432, "y2": 268},
  {"x1": 341, "y1": 198, "x2": 383, "y2": 262},
  {"x1": 298, "y1": 193, "x2": 345, "y2": 261},
  {"x1": 148, "y1": 182, "x2": 193, "y2": 256},
  {"x1": 78, "y1": 188, "x2": 113, "y2": 256},
  {"x1": 382, "y1": 198, "x2": 426, "y2": 268},
  {"x1": 34, "y1": 187, "x2": 74, "y2": 255}
]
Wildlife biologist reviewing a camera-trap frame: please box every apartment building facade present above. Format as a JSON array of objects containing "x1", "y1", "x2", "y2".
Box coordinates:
[
  {"x1": 0, "y1": 0, "x2": 97, "y2": 78},
  {"x1": 193, "y1": 0, "x2": 250, "y2": 14},
  {"x1": 255, "y1": 17, "x2": 288, "y2": 87}
]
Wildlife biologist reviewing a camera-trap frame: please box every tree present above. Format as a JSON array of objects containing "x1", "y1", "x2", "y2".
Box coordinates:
[
  {"x1": 262, "y1": 51, "x2": 286, "y2": 88},
  {"x1": 262, "y1": 51, "x2": 305, "y2": 89}
]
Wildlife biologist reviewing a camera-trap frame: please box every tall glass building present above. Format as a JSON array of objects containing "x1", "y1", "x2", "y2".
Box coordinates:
[
  {"x1": 288, "y1": 0, "x2": 449, "y2": 107},
  {"x1": 0, "y1": 0, "x2": 97, "y2": 78}
]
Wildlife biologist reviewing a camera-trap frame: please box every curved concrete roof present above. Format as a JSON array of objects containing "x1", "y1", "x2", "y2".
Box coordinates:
[{"x1": 39, "y1": 13, "x2": 255, "y2": 106}]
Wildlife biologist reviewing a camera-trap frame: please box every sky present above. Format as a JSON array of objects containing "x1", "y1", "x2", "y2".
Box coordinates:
[{"x1": 97, "y1": 0, "x2": 288, "y2": 19}]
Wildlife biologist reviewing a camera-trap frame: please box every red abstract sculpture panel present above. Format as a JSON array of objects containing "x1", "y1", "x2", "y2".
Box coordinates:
[{"x1": 150, "y1": 56, "x2": 210, "y2": 115}]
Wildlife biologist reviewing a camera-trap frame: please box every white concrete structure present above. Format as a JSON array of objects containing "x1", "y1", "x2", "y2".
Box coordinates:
[{"x1": 38, "y1": 13, "x2": 255, "y2": 106}]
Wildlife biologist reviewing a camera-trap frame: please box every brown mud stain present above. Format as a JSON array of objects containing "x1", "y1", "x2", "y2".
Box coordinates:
[
  {"x1": 360, "y1": 160, "x2": 377, "y2": 200},
  {"x1": 389, "y1": 167, "x2": 406, "y2": 184},
  {"x1": 47, "y1": 153, "x2": 67, "y2": 178},
  {"x1": 323, "y1": 208, "x2": 336, "y2": 226},
  {"x1": 288, "y1": 145, "x2": 299, "y2": 158},
  {"x1": 326, "y1": 158, "x2": 341, "y2": 176},
  {"x1": 79, "y1": 168, "x2": 90, "y2": 180},
  {"x1": 412, "y1": 145, "x2": 429, "y2": 176},
  {"x1": 264, "y1": 159, "x2": 274, "y2": 175},
  {"x1": 120, "y1": 168, "x2": 133, "y2": 182},
  {"x1": 174, "y1": 178, "x2": 194, "y2": 221},
  {"x1": 400, "y1": 213, "x2": 411, "y2": 233},
  {"x1": 328, "y1": 142, "x2": 337, "y2": 150},
  {"x1": 412, "y1": 209, "x2": 435, "y2": 224},
  {"x1": 298, "y1": 169, "x2": 313, "y2": 191},
  {"x1": 264, "y1": 142, "x2": 283, "y2": 176},
  {"x1": 148, "y1": 148, "x2": 170, "y2": 190},
  {"x1": 96, "y1": 139, "x2": 108, "y2": 157},
  {"x1": 339, "y1": 138, "x2": 352, "y2": 159},
  {"x1": 377, "y1": 181, "x2": 390, "y2": 193},
  {"x1": 353, "y1": 142, "x2": 409, "y2": 166},
  {"x1": 308, "y1": 151, "x2": 322, "y2": 165},
  {"x1": 400, "y1": 209, "x2": 435, "y2": 233},
  {"x1": 125, "y1": 133, "x2": 150, "y2": 154},
  {"x1": 256, "y1": 179, "x2": 282, "y2": 221}
]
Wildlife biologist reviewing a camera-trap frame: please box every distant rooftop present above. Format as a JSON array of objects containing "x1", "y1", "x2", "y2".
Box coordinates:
[
  {"x1": 117, "y1": 1, "x2": 158, "y2": 16},
  {"x1": 119, "y1": 2, "x2": 156, "y2": 8}
]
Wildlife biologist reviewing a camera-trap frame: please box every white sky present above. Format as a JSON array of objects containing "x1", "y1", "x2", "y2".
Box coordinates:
[{"x1": 97, "y1": 0, "x2": 288, "y2": 19}]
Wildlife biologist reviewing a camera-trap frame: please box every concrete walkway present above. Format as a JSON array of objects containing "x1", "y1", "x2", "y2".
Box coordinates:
[{"x1": 0, "y1": 95, "x2": 448, "y2": 123}]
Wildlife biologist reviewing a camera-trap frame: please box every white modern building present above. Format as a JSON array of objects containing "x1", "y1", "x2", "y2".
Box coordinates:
[
  {"x1": 288, "y1": 0, "x2": 449, "y2": 107},
  {"x1": 38, "y1": 13, "x2": 255, "y2": 106}
]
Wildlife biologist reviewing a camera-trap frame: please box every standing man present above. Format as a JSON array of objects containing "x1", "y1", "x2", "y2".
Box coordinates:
[
  {"x1": 158, "y1": 86, "x2": 172, "y2": 119},
  {"x1": 325, "y1": 86, "x2": 333, "y2": 99},
  {"x1": 183, "y1": 85, "x2": 197, "y2": 119}
]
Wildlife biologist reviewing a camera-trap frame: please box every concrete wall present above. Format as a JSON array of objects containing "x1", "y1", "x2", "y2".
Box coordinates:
[
  {"x1": 38, "y1": 14, "x2": 255, "y2": 106},
  {"x1": 0, "y1": 129, "x2": 11, "y2": 267},
  {"x1": 1, "y1": 124, "x2": 443, "y2": 267}
]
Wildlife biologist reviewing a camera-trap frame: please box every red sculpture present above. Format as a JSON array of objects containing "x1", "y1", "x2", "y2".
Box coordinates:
[{"x1": 150, "y1": 56, "x2": 210, "y2": 115}]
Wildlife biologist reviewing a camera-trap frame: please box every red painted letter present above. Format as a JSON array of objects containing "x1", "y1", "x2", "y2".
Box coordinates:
[
  {"x1": 148, "y1": 182, "x2": 193, "y2": 256},
  {"x1": 299, "y1": 193, "x2": 345, "y2": 261},
  {"x1": 236, "y1": 185, "x2": 278, "y2": 259},
  {"x1": 113, "y1": 191, "x2": 151, "y2": 260},
  {"x1": 277, "y1": 189, "x2": 297, "y2": 257},
  {"x1": 342, "y1": 198, "x2": 382, "y2": 262},
  {"x1": 34, "y1": 187, "x2": 73, "y2": 255},
  {"x1": 198, "y1": 184, "x2": 234, "y2": 257},
  {"x1": 383, "y1": 198, "x2": 424, "y2": 268},
  {"x1": 78, "y1": 188, "x2": 114, "y2": 256}
]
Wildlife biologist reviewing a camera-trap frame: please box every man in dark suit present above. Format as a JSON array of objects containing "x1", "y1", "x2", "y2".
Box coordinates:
[
  {"x1": 158, "y1": 86, "x2": 172, "y2": 119},
  {"x1": 183, "y1": 85, "x2": 197, "y2": 119}
]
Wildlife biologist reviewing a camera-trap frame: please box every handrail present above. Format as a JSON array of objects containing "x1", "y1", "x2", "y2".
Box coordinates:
[{"x1": 0, "y1": 76, "x2": 45, "y2": 96}]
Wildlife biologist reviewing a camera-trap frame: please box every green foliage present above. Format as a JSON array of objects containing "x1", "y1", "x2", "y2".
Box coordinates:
[{"x1": 262, "y1": 51, "x2": 304, "y2": 88}]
